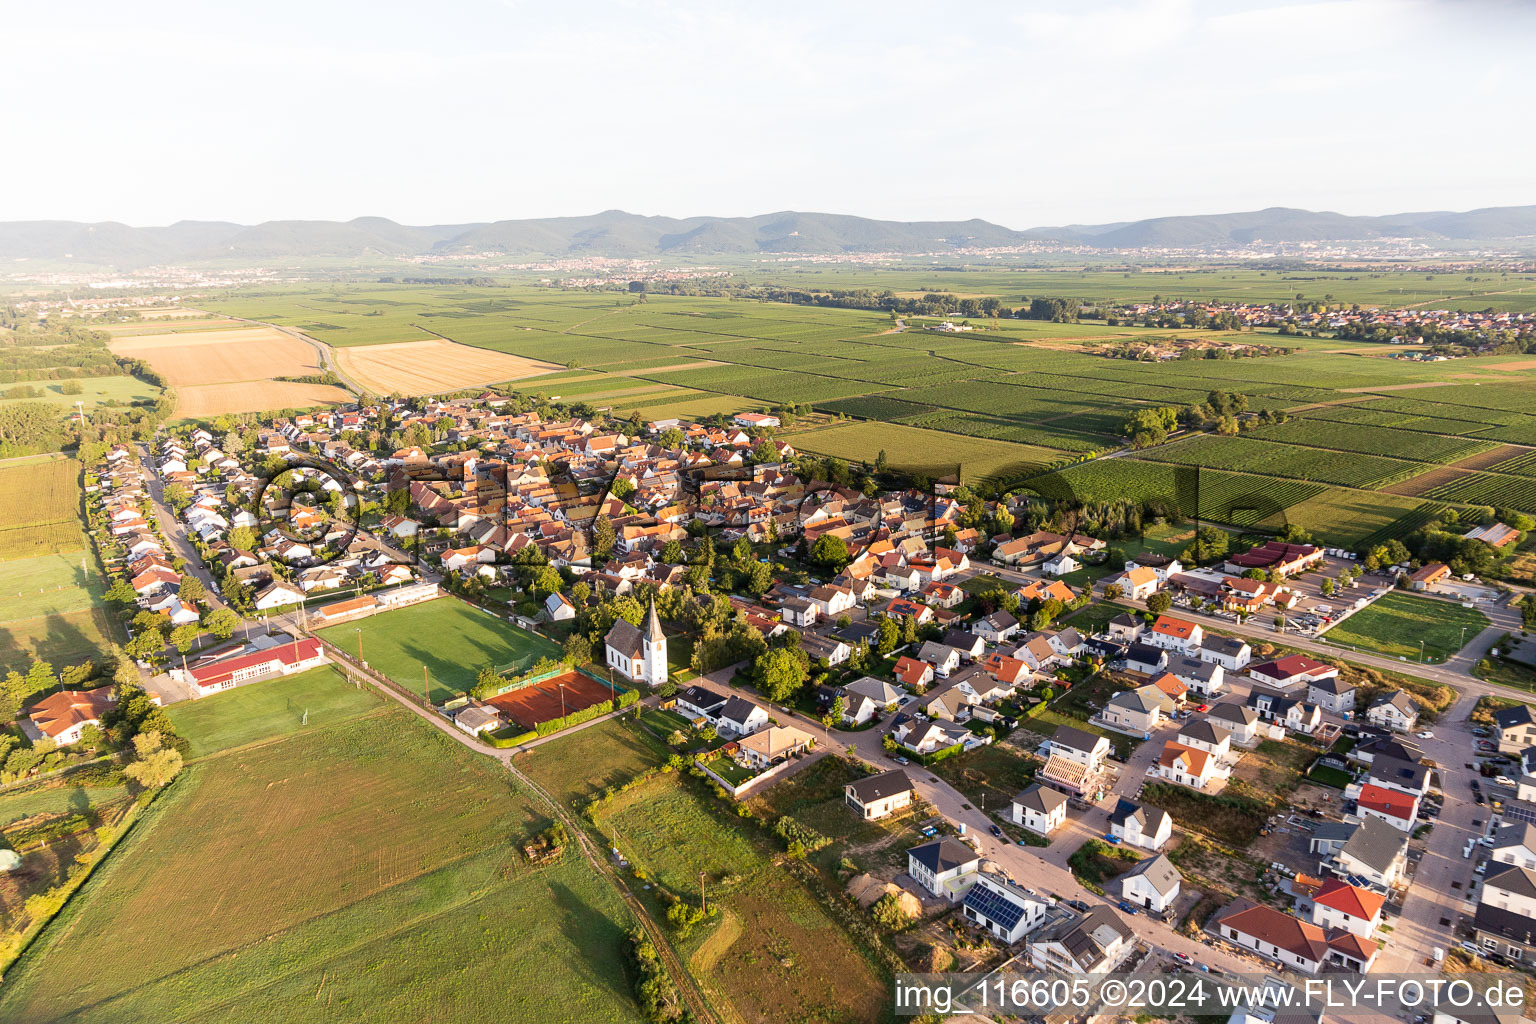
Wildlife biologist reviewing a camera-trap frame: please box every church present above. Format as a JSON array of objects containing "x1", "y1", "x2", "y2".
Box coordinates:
[{"x1": 604, "y1": 600, "x2": 668, "y2": 687}]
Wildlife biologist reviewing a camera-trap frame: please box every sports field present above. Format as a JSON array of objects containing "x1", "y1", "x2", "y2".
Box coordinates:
[
  {"x1": 1322, "y1": 592, "x2": 1490, "y2": 661},
  {"x1": 0, "y1": 706, "x2": 644, "y2": 1024},
  {"x1": 319, "y1": 598, "x2": 562, "y2": 702},
  {"x1": 334, "y1": 337, "x2": 562, "y2": 395},
  {"x1": 487, "y1": 669, "x2": 617, "y2": 729},
  {"x1": 166, "y1": 665, "x2": 386, "y2": 758}
]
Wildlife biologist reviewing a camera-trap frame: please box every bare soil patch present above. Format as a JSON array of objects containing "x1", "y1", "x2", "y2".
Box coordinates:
[
  {"x1": 1453, "y1": 444, "x2": 1532, "y2": 471},
  {"x1": 1381, "y1": 464, "x2": 1475, "y2": 496}
]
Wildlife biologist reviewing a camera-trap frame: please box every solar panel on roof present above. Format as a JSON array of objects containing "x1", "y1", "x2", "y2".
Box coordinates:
[{"x1": 963, "y1": 884, "x2": 1026, "y2": 931}]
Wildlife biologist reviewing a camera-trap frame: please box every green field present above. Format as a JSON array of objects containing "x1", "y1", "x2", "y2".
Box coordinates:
[
  {"x1": 0, "y1": 375, "x2": 161, "y2": 411},
  {"x1": 0, "y1": 705, "x2": 643, "y2": 1024},
  {"x1": 319, "y1": 598, "x2": 562, "y2": 702},
  {"x1": 518, "y1": 716, "x2": 672, "y2": 809},
  {"x1": 593, "y1": 772, "x2": 888, "y2": 1024},
  {"x1": 165, "y1": 665, "x2": 387, "y2": 758},
  {"x1": 1322, "y1": 592, "x2": 1490, "y2": 662}
]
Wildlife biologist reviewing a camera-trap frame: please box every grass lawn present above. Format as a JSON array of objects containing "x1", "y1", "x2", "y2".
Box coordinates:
[
  {"x1": 320, "y1": 597, "x2": 561, "y2": 701},
  {"x1": 1323, "y1": 592, "x2": 1488, "y2": 662},
  {"x1": 1061, "y1": 601, "x2": 1136, "y2": 634},
  {"x1": 1474, "y1": 655, "x2": 1536, "y2": 696},
  {"x1": 930, "y1": 742, "x2": 1038, "y2": 815},
  {"x1": 0, "y1": 606, "x2": 116, "y2": 675},
  {"x1": 1308, "y1": 764, "x2": 1354, "y2": 789},
  {"x1": 0, "y1": 705, "x2": 644, "y2": 1024},
  {"x1": 519, "y1": 715, "x2": 672, "y2": 809},
  {"x1": 1017, "y1": 701, "x2": 1136, "y2": 759},
  {"x1": 0, "y1": 777, "x2": 128, "y2": 828},
  {"x1": 594, "y1": 772, "x2": 888, "y2": 1024},
  {"x1": 165, "y1": 665, "x2": 385, "y2": 758},
  {"x1": 705, "y1": 756, "x2": 757, "y2": 786}
]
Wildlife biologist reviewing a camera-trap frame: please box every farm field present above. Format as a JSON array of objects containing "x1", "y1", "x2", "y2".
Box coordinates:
[
  {"x1": 105, "y1": 326, "x2": 323, "y2": 386},
  {"x1": 333, "y1": 337, "x2": 564, "y2": 395},
  {"x1": 165, "y1": 665, "x2": 386, "y2": 758},
  {"x1": 193, "y1": 283, "x2": 1536, "y2": 543},
  {"x1": 319, "y1": 598, "x2": 562, "y2": 702},
  {"x1": 0, "y1": 457, "x2": 85, "y2": 560},
  {"x1": 0, "y1": 706, "x2": 644, "y2": 1024},
  {"x1": 174, "y1": 381, "x2": 350, "y2": 419},
  {"x1": 1322, "y1": 592, "x2": 1490, "y2": 662},
  {"x1": 593, "y1": 772, "x2": 888, "y2": 1024}
]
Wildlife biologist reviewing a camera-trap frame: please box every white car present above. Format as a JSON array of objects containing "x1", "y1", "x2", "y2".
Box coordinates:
[{"x1": 1416, "y1": 730, "x2": 1434, "y2": 739}]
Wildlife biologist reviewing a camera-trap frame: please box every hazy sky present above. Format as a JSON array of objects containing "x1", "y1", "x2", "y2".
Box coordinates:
[{"x1": 5, "y1": 0, "x2": 1531, "y2": 227}]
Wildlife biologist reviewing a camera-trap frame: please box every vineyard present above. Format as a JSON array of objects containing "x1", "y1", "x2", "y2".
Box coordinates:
[
  {"x1": 1131, "y1": 435, "x2": 1430, "y2": 489},
  {"x1": 1244, "y1": 419, "x2": 1497, "y2": 464},
  {"x1": 1425, "y1": 471, "x2": 1536, "y2": 510}
]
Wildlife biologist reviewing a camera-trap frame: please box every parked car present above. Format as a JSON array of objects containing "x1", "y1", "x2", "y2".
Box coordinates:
[
  {"x1": 1174, "y1": 951, "x2": 1192, "y2": 963},
  {"x1": 1068, "y1": 899, "x2": 1090, "y2": 912},
  {"x1": 1102, "y1": 833, "x2": 1121, "y2": 844},
  {"x1": 1417, "y1": 730, "x2": 1434, "y2": 739},
  {"x1": 1118, "y1": 901, "x2": 1139, "y2": 915},
  {"x1": 990, "y1": 825, "x2": 1004, "y2": 838},
  {"x1": 893, "y1": 755, "x2": 910, "y2": 765},
  {"x1": 1460, "y1": 941, "x2": 1483, "y2": 957}
]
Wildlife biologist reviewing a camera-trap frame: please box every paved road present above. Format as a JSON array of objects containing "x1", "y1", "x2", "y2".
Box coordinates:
[{"x1": 137, "y1": 443, "x2": 227, "y2": 611}]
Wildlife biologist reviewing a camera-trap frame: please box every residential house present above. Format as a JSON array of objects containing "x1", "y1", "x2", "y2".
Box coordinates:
[
  {"x1": 894, "y1": 718, "x2": 971, "y2": 756},
  {"x1": 917, "y1": 641, "x2": 960, "y2": 677},
  {"x1": 23, "y1": 687, "x2": 115, "y2": 745},
  {"x1": 1311, "y1": 816, "x2": 1409, "y2": 892},
  {"x1": 894, "y1": 656, "x2": 935, "y2": 690},
  {"x1": 736, "y1": 725, "x2": 814, "y2": 769},
  {"x1": 1177, "y1": 719, "x2": 1232, "y2": 759},
  {"x1": 1156, "y1": 741, "x2": 1220, "y2": 790},
  {"x1": 715, "y1": 696, "x2": 770, "y2": 739},
  {"x1": 1119, "y1": 853, "x2": 1181, "y2": 913},
  {"x1": 253, "y1": 581, "x2": 305, "y2": 610},
  {"x1": 1490, "y1": 822, "x2": 1536, "y2": 871},
  {"x1": 841, "y1": 676, "x2": 903, "y2": 725},
  {"x1": 1247, "y1": 690, "x2": 1323, "y2": 736},
  {"x1": 1109, "y1": 800, "x2": 1173, "y2": 851},
  {"x1": 1029, "y1": 906, "x2": 1135, "y2": 975},
  {"x1": 1249, "y1": 655, "x2": 1339, "y2": 693},
  {"x1": 907, "y1": 838, "x2": 980, "y2": 901},
  {"x1": 1147, "y1": 615, "x2": 1202, "y2": 653},
  {"x1": 1217, "y1": 904, "x2": 1377, "y2": 974},
  {"x1": 1209, "y1": 703, "x2": 1261, "y2": 746},
  {"x1": 961, "y1": 871, "x2": 1050, "y2": 943},
  {"x1": 1122, "y1": 642, "x2": 1168, "y2": 676},
  {"x1": 845, "y1": 769, "x2": 915, "y2": 820},
  {"x1": 1365, "y1": 690, "x2": 1419, "y2": 734},
  {"x1": 1039, "y1": 725, "x2": 1111, "y2": 798},
  {"x1": 1107, "y1": 612, "x2": 1144, "y2": 642},
  {"x1": 940, "y1": 629, "x2": 986, "y2": 662},
  {"x1": 1303, "y1": 878, "x2": 1384, "y2": 939},
  {"x1": 1356, "y1": 783, "x2": 1419, "y2": 833},
  {"x1": 1198, "y1": 635, "x2": 1252, "y2": 670},
  {"x1": 676, "y1": 685, "x2": 729, "y2": 724},
  {"x1": 1167, "y1": 653, "x2": 1224, "y2": 696},
  {"x1": 1495, "y1": 704, "x2": 1536, "y2": 755},
  {"x1": 1126, "y1": 553, "x2": 1182, "y2": 581},
  {"x1": 1367, "y1": 756, "x2": 1429, "y2": 798},
  {"x1": 781, "y1": 597, "x2": 818, "y2": 628},
  {"x1": 1012, "y1": 783, "x2": 1069, "y2": 835},
  {"x1": 1102, "y1": 684, "x2": 1174, "y2": 736},
  {"x1": 1475, "y1": 865, "x2": 1536, "y2": 962},
  {"x1": 1308, "y1": 676, "x2": 1357, "y2": 715}
]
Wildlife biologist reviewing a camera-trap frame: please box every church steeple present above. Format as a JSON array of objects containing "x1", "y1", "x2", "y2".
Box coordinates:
[{"x1": 646, "y1": 599, "x2": 665, "y2": 643}]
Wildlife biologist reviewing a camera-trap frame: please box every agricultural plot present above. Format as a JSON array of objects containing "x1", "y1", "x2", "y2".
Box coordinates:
[
  {"x1": 1132, "y1": 434, "x2": 1430, "y2": 488},
  {"x1": 0, "y1": 457, "x2": 83, "y2": 558},
  {"x1": 1323, "y1": 592, "x2": 1488, "y2": 662},
  {"x1": 790, "y1": 420, "x2": 1069, "y2": 482},
  {"x1": 518, "y1": 716, "x2": 671, "y2": 809},
  {"x1": 593, "y1": 773, "x2": 888, "y2": 1024},
  {"x1": 0, "y1": 707, "x2": 643, "y2": 1024},
  {"x1": 1281, "y1": 489, "x2": 1430, "y2": 548},
  {"x1": 105, "y1": 327, "x2": 322, "y2": 386},
  {"x1": 1492, "y1": 448, "x2": 1536, "y2": 476},
  {"x1": 173, "y1": 381, "x2": 350, "y2": 420},
  {"x1": 334, "y1": 337, "x2": 563, "y2": 395},
  {"x1": 1423, "y1": 471, "x2": 1536, "y2": 510},
  {"x1": 0, "y1": 375, "x2": 161, "y2": 411},
  {"x1": 1244, "y1": 419, "x2": 1496, "y2": 464},
  {"x1": 319, "y1": 598, "x2": 561, "y2": 702}
]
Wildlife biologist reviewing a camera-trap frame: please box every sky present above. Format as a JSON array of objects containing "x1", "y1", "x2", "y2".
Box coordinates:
[{"x1": 4, "y1": 0, "x2": 1532, "y2": 228}]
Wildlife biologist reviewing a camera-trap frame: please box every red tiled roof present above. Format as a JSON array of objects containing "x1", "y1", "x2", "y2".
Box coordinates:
[
  {"x1": 1152, "y1": 616, "x2": 1197, "y2": 640},
  {"x1": 1313, "y1": 878, "x2": 1385, "y2": 921},
  {"x1": 1358, "y1": 783, "x2": 1417, "y2": 821}
]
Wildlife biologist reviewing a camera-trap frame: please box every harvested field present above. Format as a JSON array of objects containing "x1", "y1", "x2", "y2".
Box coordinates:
[
  {"x1": 335, "y1": 338, "x2": 562, "y2": 395},
  {"x1": 174, "y1": 381, "x2": 349, "y2": 419},
  {"x1": 1453, "y1": 443, "x2": 1534, "y2": 472},
  {"x1": 487, "y1": 670, "x2": 618, "y2": 729},
  {"x1": 1340, "y1": 382, "x2": 1455, "y2": 392},
  {"x1": 98, "y1": 318, "x2": 248, "y2": 335},
  {"x1": 1382, "y1": 465, "x2": 1477, "y2": 497},
  {"x1": 108, "y1": 327, "x2": 322, "y2": 386}
]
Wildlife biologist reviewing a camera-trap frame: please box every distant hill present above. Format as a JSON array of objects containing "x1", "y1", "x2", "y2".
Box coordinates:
[{"x1": 3, "y1": 205, "x2": 1533, "y2": 269}]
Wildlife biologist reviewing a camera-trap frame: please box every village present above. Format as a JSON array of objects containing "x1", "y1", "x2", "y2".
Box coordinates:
[{"x1": 5, "y1": 380, "x2": 1525, "y2": 1023}]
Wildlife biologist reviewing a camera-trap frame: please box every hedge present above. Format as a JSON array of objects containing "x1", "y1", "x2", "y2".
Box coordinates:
[
  {"x1": 487, "y1": 728, "x2": 537, "y2": 748},
  {"x1": 534, "y1": 699, "x2": 616, "y2": 737}
]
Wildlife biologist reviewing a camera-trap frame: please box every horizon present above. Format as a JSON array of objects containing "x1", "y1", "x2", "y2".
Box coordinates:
[{"x1": 6, "y1": 0, "x2": 1533, "y2": 226}]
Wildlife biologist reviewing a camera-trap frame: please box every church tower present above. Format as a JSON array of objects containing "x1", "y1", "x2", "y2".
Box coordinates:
[{"x1": 642, "y1": 599, "x2": 668, "y2": 687}]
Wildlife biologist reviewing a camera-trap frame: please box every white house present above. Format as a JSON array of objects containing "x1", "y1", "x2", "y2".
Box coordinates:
[
  {"x1": 907, "y1": 838, "x2": 980, "y2": 901},
  {"x1": 717, "y1": 695, "x2": 770, "y2": 738},
  {"x1": 1109, "y1": 800, "x2": 1172, "y2": 852},
  {"x1": 962, "y1": 872, "x2": 1050, "y2": 943},
  {"x1": 254, "y1": 581, "x2": 305, "y2": 610},
  {"x1": 1365, "y1": 690, "x2": 1418, "y2": 733},
  {"x1": 544, "y1": 592, "x2": 576, "y2": 621},
  {"x1": 23, "y1": 687, "x2": 116, "y2": 745},
  {"x1": 1217, "y1": 904, "x2": 1377, "y2": 974},
  {"x1": 1118, "y1": 853, "x2": 1181, "y2": 913},
  {"x1": 1011, "y1": 783, "x2": 1069, "y2": 835},
  {"x1": 1304, "y1": 878, "x2": 1384, "y2": 939},
  {"x1": 1030, "y1": 906, "x2": 1136, "y2": 975},
  {"x1": 845, "y1": 769, "x2": 915, "y2": 820}
]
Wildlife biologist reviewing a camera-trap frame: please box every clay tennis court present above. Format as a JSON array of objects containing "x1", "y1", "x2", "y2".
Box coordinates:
[{"x1": 486, "y1": 670, "x2": 618, "y2": 728}]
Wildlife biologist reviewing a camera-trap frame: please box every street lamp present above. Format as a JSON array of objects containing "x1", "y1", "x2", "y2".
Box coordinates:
[{"x1": 1419, "y1": 639, "x2": 1426, "y2": 663}]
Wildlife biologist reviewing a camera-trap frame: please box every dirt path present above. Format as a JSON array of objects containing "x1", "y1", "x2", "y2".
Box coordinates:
[{"x1": 1339, "y1": 381, "x2": 1455, "y2": 393}]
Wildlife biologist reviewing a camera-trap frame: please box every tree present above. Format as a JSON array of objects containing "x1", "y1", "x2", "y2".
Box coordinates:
[
  {"x1": 178, "y1": 575, "x2": 207, "y2": 605},
  {"x1": 60, "y1": 379, "x2": 83, "y2": 395},
  {"x1": 659, "y1": 427, "x2": 686, "y2": 449},
  {"x1": 755, "y1": 648, "x2": 807, "y2": 704},
  {"x1": 169, "y1": 623, "x2": 199, "y2": 654},
  {"x1": 876, "y1": 616, "x2": 900, "y2": 656},
  {"x1": 1320, "y1": 577, "x2": 1335, "y2": 596},
  {"x1": 162, "y1": 482, "x2": 192, "y2": 513},
  {"x1": 871, "y1": 891, "x2": 913, "y2": 930},
  {"x1": 204, "y1": 607, "x2": 240, "y2": 640},
  {"x1": 563, "y1": 633, "x2": 593, "y2": 666},
  {"x1": 1103, "y1": 583, "x2": 1124, "y2": 601},
  {"x1": 808, "y1": 534, "x2": 851, "y2": 573},
  {"x1": 126, "y1": 627, "x2": 164, "y2": 661},
  {"x1": 228, "y1": 525, "x2": 258, "y2": 552},
  {"x1": 823, "y1": 696, "x2": 846, "y2": 731},
  {"x1": 1180, "y1": 526, "x2": 1229, "y2": 566},
  {"x1": 593, "y1": 515, "x2": 617, "y2": 561},
  {"x1": 1146, "y1": 592, "x2": 1173, "y2": 616},
  {"x1": 122, "y1": 731, "x2": 182, "y2": 789},
  {"x1": 660, "y1": 539, "x2": 685, "y2": 564}
]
